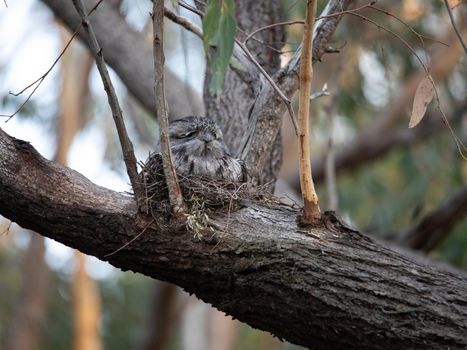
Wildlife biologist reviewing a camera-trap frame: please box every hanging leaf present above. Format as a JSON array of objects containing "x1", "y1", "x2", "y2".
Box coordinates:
[
  {"x1": 202, "y1": 0, "x2": 221, "y2": 54},
  {"x1": 202, "y1": 0, "x2": 237, "y2": 94},
  {"x1": 408, "y1": 75, "x2": 435, "y2": 128}
]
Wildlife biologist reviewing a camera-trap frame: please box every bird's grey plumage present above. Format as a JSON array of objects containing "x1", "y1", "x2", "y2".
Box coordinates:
[{"x1": 157, "y1": 116, "x2": 246, "y2": 182}]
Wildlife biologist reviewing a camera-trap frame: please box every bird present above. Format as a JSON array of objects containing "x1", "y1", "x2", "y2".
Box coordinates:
[{"x1": 150, "y1": 116, "x2": 246, "y2": 182}]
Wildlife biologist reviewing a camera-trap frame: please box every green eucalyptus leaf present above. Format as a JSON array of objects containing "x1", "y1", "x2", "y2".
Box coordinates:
[{"x1": 202, "y1": 0, "x2": 221, "y2": 54}]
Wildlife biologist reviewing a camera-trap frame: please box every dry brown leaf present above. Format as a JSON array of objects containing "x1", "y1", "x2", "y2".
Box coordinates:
[{"x1": 409, "y1": 76, "x2": 435, "y2": 128}]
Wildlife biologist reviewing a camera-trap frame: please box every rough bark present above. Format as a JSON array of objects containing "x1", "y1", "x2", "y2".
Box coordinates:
[
  {"x1": 1, "y1": 128, "x2": 466, "y2": 350},
  {"x1": 40, "y1": 0, "x2": 204, "y2": 119}
]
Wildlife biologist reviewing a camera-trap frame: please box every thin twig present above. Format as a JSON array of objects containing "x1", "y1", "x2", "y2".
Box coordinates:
[
  {"x1": 0, "y1": 0, "x2": 104, "y2": 122},
  {"x1": 443, "y1": 0, "x2": 467, "y2": 58},
  {"x1": 369, "y1": 5, "x2": 449, "y2": 47},
  {"x1": 178, "y1": 0, "x2": 203, "y2": 16},
  {"x1": 298, "y1": 0, "x2": 320, "y2": 224},
  {"x1": 164, "y1": 7, "x2": 202, "y2": 39},
  {"x1": 104, "y1": 220, "x2": 155, "y2": 257},
  {"x1": 153, "y1": 1, "x2": 187, "y2": 215},
  {"x1": 71, "y1": 0, "x2": 146, "y2": 208},
  {"x1": 310, "y1": 83, "x2": 330, "y2": 100},
  {"x1": 244, "y1": 20, "x2": 305, "y2": 45}
]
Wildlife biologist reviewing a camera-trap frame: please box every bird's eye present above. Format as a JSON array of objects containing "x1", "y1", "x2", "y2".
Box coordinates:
[{"x1": 179, "y1": 131, "x2": 196, "y2": 138}]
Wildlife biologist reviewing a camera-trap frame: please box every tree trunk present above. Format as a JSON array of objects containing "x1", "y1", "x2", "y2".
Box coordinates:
[{"x1": 1, "y1": 129, "x2": 466, "y2": 350}]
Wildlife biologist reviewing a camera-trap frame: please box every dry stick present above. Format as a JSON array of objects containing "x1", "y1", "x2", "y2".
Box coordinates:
[
  {"x1": 153, "y1": 1, "x2": 187, "y2": 215},
  {"x1": 71, "y1": 0, "x2": 145, "y2": 208},
  {"x1": 298, "y1": 0, "x2": 320, "y2": 224},
  {"x1": 0, "y1": 0, "x2": 104, "y2": 122},
  {"x1": 443, "y1": 0, "x2": 467, "y2": 58}
]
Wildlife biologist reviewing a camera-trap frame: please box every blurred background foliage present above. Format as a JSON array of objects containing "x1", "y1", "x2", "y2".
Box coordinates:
[{"x1": 0, "y1": 0, "x2": 466, "y2": 349}]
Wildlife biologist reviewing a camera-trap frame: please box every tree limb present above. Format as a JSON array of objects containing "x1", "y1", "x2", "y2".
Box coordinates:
[{"x1": 1, "y1": 128, "x2": 466, "y2": 350}]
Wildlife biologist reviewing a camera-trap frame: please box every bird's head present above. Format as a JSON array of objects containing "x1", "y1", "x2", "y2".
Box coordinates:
[{"x1": 167, "y1": 116, "x2": 229, "y2": 158}]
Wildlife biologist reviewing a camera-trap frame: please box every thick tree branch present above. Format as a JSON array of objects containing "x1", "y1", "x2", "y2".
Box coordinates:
[
  {"x1": 1, "y1": 128, "x2": 466, "y2": 350},
  {"x1": 41, "y1": 0, "x2": 204, "y2": 118}
]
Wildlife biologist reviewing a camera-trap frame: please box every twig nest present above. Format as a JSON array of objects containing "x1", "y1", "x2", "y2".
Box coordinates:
[{"x1": 139, "y1": 153, "x2": 271, "y2": 217}]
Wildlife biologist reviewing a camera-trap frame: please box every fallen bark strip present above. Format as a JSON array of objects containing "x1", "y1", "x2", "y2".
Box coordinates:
[{"x1": 0, "y1": 128, "x2": 466, "y2": 350}]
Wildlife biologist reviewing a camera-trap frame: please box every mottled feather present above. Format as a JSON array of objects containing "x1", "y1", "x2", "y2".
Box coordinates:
[{"x1": 150, "y1": 116, "x2": 246, "y2": 182}]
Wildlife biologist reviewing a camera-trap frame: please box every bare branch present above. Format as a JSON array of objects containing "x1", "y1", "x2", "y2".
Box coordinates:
[
  {"x1": 71, "y1": 0, "x2": 145, "y2": 207},
  {"x1": 152, "y1": 1, "x2": 187, "y2": 215}
]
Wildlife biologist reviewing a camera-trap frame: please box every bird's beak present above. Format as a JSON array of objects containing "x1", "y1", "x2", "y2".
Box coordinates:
[{"x1": 199, "y1": 131, "x2": 214, "y2": 143}]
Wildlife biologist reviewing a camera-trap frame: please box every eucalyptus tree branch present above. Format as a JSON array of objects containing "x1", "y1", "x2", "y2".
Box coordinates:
[
  {"x1": 1, "y1": 128, "x2": 467, "y2": 350},
  {"x1": 71, "y1": 0, "x2": 145, "y2": 207}
]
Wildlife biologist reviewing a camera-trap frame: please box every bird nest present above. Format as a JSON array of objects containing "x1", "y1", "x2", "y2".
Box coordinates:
[{"x1": 139, "y1": 154, "x2": 271, "y2": 217}]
